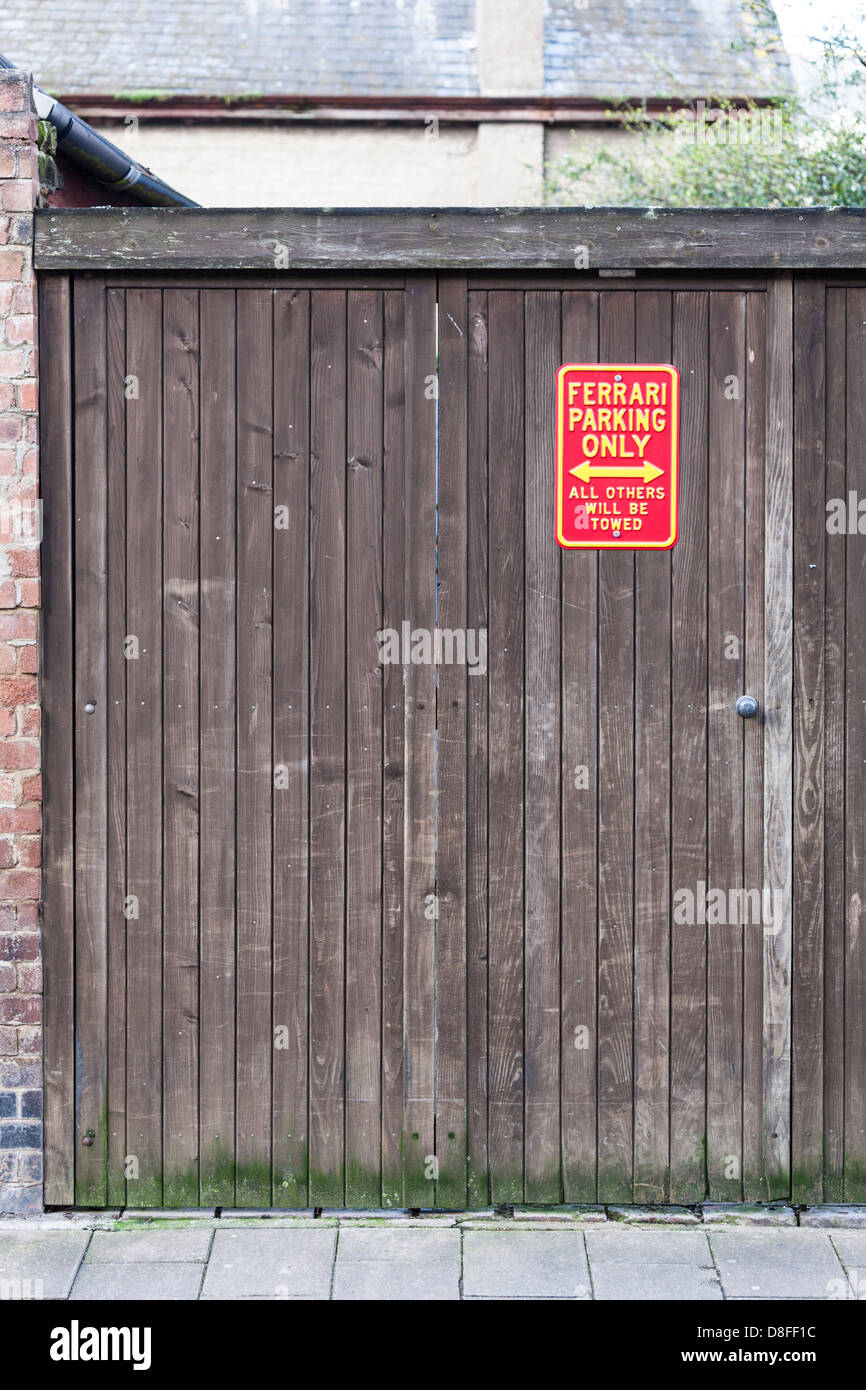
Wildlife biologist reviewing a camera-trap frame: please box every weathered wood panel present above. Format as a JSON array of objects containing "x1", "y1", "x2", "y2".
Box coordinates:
[
  {"x1": 823, "y1": 289, "x2": 847, "y2": 1202},
  {"x1": 272, "y1": 288, "x2": 310, "y2": 1208},
  {"x1": 436, "y1": 276, "x2": 469, "y2": 1208},
  {"x1": 308, "y1": 290, "x2": 347, "y2": 1207},
  {"x1": 465, "y1": 289, "x2": 490, "y2": 1208},
  {"x1": 198, "y1": 289, "x2": 238, "y2": 1207},
  {"x1": 162, "y1": 288, "x2": 200, "y2": 1205},
  {"x1": 792, "y1": 277, "x2": 826, "y2": 1203},
  {"x1": 633, "y1": 291, "x2": 672, "y2": 1203},
  {"x1": 235, "y1": 291, "x2": 274, "y2": 1206},
  {"x1": 560, "y1": 290, "x2": 599, "y2": 1203},
  {"x1": 789, "y1": 279, "x2": 866, "y2": 1205},
  {"x1": 381, "y1": 289, "x2": 406, "y2": 1207},
  {"x1": 35, "y1": 208, "x2": 866, "y2": 272},
  {"x1": 523, "y1": 291, "x2": 562, "y2": 1203},
  {"x1": 763, "y1": 274, "x2": 794, "y2": 1199},
  {"x1": 706, "y1": 291, "x2": 746, "y2": 1202},
  {"x1": 485, "y1": 291, "x2": 525, "y2": 1204},
  {"x1": 106, "y1": 287, "x2": 128, "y2": 1209},
  {"x1": 596, "y1": 291, "x2": 636, "y2": 1203},
  {"x1": 124, "y1": 288, "x2": 164, "y2": 1206},
  {"x1": 72, "y1": 277, "x2": 109, "y2": 1208},
  {"x1": 345, "y1": 289, "x2": 384, "y2": 1207},
  {"x1": 401, "y1": 277, "x2": 437, "y2": 1206},
  {"x1": 40, "y1": 275, "x2": 75, "y2": 1207},
  {"x1": 669, "y1": 290, "x2": 709, "y2": 1204},
  {"x1": 742, "y1": 291, "x2": 767, "y2": 1201},
  {"x1": 844, "y1": 289, "x2": 866, "y2": 1202}
]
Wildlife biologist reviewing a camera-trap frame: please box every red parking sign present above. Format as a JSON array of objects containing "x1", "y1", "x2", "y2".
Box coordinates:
[{"x1": 556, "y1": 363, "x2": 680, "y2": 550}]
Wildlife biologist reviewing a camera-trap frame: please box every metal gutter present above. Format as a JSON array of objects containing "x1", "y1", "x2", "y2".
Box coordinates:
[{"x1": 0, "y1": 54, "x2": 199, "y2": 207}]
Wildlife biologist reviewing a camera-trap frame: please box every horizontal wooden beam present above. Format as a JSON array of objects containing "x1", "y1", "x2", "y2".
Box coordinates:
[{"x1": 35, "y1": 207, "x2": 866, "y2": 272}]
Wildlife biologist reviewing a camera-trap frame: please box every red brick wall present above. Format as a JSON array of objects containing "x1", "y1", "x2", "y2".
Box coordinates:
[{"x1": 0, "y1": 70, "x2": 42, "y2": 1216}]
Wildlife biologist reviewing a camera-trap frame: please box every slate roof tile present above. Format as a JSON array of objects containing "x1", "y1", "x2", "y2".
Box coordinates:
[{"x1": 1, "y1": 0, "x2": 790, "y2": 98}]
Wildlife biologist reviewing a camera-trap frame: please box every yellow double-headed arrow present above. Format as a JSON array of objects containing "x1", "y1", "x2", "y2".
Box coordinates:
[{"x1": 570, "y1": 460, "x2": 664, "y2": 483}]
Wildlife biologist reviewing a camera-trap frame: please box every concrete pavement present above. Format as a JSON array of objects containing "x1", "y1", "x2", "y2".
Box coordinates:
[{"x1": 1, "y1": 1207, "x2": 866, "y2": 1300}]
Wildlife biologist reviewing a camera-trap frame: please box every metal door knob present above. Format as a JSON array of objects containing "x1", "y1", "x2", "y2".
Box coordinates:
[{"x1": 736, "y1": 695, "x2": 759, "y2": 718}]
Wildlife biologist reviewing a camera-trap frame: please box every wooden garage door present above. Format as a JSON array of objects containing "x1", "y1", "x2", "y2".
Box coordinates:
[
  {"x1": 435, "y1": 275, "x2": 792, "y2": 1205},
  {"x1": 40, "y1": 270, "x2": 806, "y2": 1208},
  {"x1": 40, "y1": 275, "x2": 439, "y2": 1208}
]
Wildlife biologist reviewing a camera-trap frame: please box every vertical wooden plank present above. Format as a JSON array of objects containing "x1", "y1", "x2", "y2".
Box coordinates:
[
  {"x1": 844, "y1": 287, "x2": 866, "y2": 1201},
  {"x1": 763, "y1": 273, "x2": 794, "y2": 1199},
  {"x1": 401, "y1": 276, "x2": 437, "y2": 1206},
  {"x1": 124, "y1": 288, "x2": 163, "y2": 1206},
  {"x1": 596, "y1": 291, "x2": 635, "y2": 1203},
  {"x1": 466, "y1": 290, "x2": 489, "y2": 1208},
  {"x1": 669, "y1": 291, "x2": 709, "y2": 1203},
  {"x1": 381, "y1": 289, "x2": 406, "y2": 1207},
  {"x1": 345, "y1": 289, "x2": 384, "y2": 1207},
  {"x1": 235, "y1": 289, "x2": 274, "y2": 1206},
  {"x1": 486, "y1": 291, "x2": 525, "y2": 1204},
  {"x1": 106, "y1": 288, "x2": 128, "y2": 1207},
  {"x1": 161, "y1": 289, "x2": 200, "y2": 1206},
  {"x1": 309, "y1": 289, "x2": 347, "y2": 1207},
  {"x1": 153, "y1": 289, "x2": 200, "y2": 1205},
  {"x1": 560, "y1": 291, "x2": 598, "y2": 1203},
  {"x1": 72, "y1": 277, "x2": 108, "y2": 1207},
  {"x1": 824, "y1": 288, "x2": 846, "y2": 1202},
  {"x1": 436, "y1": 276, "x2": 469, "y2": 1208},
  {"x1": 791, "y1": 276, "x2": 825, "y2": 1203},
  {"x1": 742, "y1": 291, "x2": 767, "y2": 1200},
  {"x1": 199, "y1": 289, "x2": 237, "y2": 1208},
  {"x1": 523, "y1": 290, "x2": 561, "y2": 1203},
  {"x1": 706, "y1": 290, "x2": 746, "y2": 1202},
  {"x1": 272, "y1": 289, "x2": 310, "y2": 1208},
  {"x1": 40, "y1": 275, "x2": 75, "y2": 1206},
  {"x1": 633, "y1": 290, "x2": 672, "y2": 1203}
]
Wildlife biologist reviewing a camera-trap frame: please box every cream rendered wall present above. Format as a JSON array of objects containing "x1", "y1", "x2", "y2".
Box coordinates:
[{"x1": 92, "y1": 119, "x2": 546, "y2": 207}]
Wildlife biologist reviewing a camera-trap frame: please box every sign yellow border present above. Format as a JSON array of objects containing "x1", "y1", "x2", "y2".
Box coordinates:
[{"x1": 555, "y1": 363, "x2": 680, "y2": 550}]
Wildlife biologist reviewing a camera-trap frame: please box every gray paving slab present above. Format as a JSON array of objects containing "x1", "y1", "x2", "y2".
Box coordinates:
[
  {"x1": 71, "y1": 1262, "x2": 204, "y2": 1300},
  {"x1": 334, "y1": 1228, "x2": 460, "y2": 1300},
  {"x1": 462, "y1": 1230, "x2": 591, "y2": 1299},
  {"x1": 830, "y1": 1231, "x2": 866, "y2": 1266},
  {"x1": 838, "y1": 1269, "x2": 866, "y2": 1301},
  {"x1": 586, "y1": 1227, "x2": 712, "y2": 1264},
  {"x1": 86, "y1": 1229, "x2": 212, "y2": 1263},
  {"x1": 201, "y1": 1227, "x2": 336, "y2": 1299},
  {"x1": 591, "y1": 1262, "x2": 723, "y2": 1300},
  {"x1": 726, "y1": 1295, "x2": 832, "y2": 1301},
  {"x1": 710, "y1": 1229, "x2": 846, "y2": 1299},
  {"x1": 0, "y1": 1229, "x2": 89, "y2": 1300}
]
